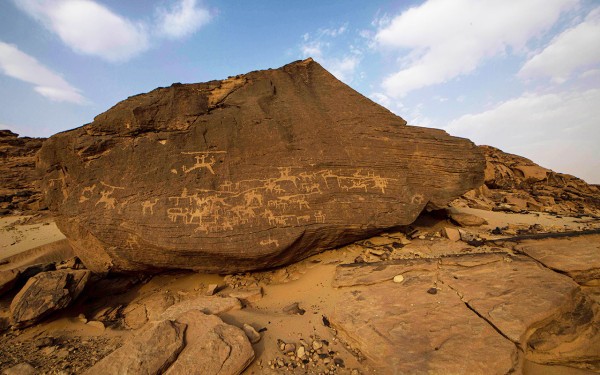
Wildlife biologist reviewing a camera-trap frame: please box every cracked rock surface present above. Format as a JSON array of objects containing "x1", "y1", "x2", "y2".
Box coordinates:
[{"x1": 331, "y1": 249, "x2": 600, "y2": 374}]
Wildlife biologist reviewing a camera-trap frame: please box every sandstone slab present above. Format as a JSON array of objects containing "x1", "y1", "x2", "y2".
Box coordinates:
[
  {"x1": 10, "y1": 269, "x2": 90, "y2": 327},
  {"x1": 332, "y1": 270, "x2": 518, "y2": 374},
  {"x1": 439, "y1": 254, "x2": 579, "y2": 344},
  {"x1": 515, "y1": 234, "x2": 600, "y2": 285},
  {"x1": 85, "y1": 319, "x2": 186, "y2": 375},
  {"x1": 447, "y1": 211, "x2": 487, "y2": 227},
  {"x1": 164, "y1": 310, "x2": 254, "y2": 375},
  {"x1": 38, "y1": 59, "x2": 484, "y2": 273},
  {"x1": 331, "y1": 253, "x2": 594, "y2": 373},
  {"x1": 159, "y1": 295, "x2": 241, "y2": 320}
]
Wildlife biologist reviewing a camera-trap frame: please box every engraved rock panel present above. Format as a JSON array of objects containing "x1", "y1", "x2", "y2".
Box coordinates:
[{"x1": 38, "y1": 59, "x2": 484, "y2": 273}]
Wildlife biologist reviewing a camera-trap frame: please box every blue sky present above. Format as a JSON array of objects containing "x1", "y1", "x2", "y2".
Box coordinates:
[{"x1": 1, "y1": 0, "x2": 599, "y2": 183}]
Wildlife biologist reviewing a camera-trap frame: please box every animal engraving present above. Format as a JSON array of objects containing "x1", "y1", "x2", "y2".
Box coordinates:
[
  {"x1": 181, "y1": 151, "x2": 227, "y2": 175},
  {"x1": 260, "y1": 238, "x2": 280, "y2": 247},
  {"x1": 142, "y1": 198, "x2": 159, "y2": 215},
  {"x1": 79, "y1": 184, "x2": 96, "y2": 203},
  {"x1": 164, "y1": 158, "x2": 396, "y2": 233}
]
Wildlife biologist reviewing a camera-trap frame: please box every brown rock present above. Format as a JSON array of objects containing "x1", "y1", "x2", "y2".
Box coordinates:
[
  {"x1": 2, "y1": 362, "x2": 36, "y2": 375},
  {"x1": 0, "y1": 130, "x2": 46, "y2": 215},
  {"x1": 0, "y1": 269, "x2": 20, "y2": 296},
  {"x1": 122, "y1": 291, "x2": 177, "y2": 329},
  {"x1": 10, "y1": 269, "x2": 90, "y2": 327},
  {"x1": 242, "y1": 323, "x2": 261, "y2": 344},
  {"x1": 159, "y1": 295, "x2": 242, "y2": 320},
  {"x1": 439, "y1": 254, "x2": 579, "y2": 344},
  {"x1": 228, "y1": 287, "x2": 263, "y2": 306},
  {"x1": 331, "y1": 253, "x2": 597, "y2": 373},
  {"x1": 163, "y1": 310, "x2": 254, "y2": 374},
  {"x1": 85, "y1": 319, "x2": 186, "y2": 375},
  {"x1": 515, "y1": 234, "x2": 600, "y2": 285},
  {"x1": 38, "y1": 59, "x2": 484, "y2": 273},
  {"x1": 447, "y1": 211, "x2": 488, "y2": 227},
  {"x1": 331, "y1": 264, "x2": 518, "y2": 374},
  {"x1": 441, "y1": 227, "x2": 461, "y2": 241},
  {"x1": 460, "y1": 145, "x2": 600, "y2": 216}
]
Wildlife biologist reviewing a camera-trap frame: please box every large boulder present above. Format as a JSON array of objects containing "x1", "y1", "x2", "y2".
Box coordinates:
[
  {"x1": 38, "y1": 58, "x2": 484, "y2": 273},
  {"x1": 10, "y1": 269, "x2": 90, "y2": 327}
]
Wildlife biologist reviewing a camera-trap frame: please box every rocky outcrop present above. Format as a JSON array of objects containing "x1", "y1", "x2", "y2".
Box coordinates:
[
  {"x1": 86, "y1": 310, "x2": 254, "y2": 375},
  {"x1": 38, "y1": 58, "x2": 484, "y2": 273},
  {"x1": 0, "y1": 130, "x2": 45, "y2": 215},
  {"x1": 459, "y1": 145, "x2": 600, "y2": 216},
  {"x1": 10, "y1": 269, "x2": 90, "y2": 328}
]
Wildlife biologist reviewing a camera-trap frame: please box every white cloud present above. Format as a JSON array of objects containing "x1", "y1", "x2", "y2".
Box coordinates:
[
  {"x1": 0, "y1": 41, "x2": 87, "y2": 104},
  {"x1": 375, "y1": 0, "x2": 578, "y2": 97},
  {"x1": 14, "y1": 0, "x2": 212, "y2": 62},
  {"x1": 300, "y1": 25, "x2": 362, "y2": 83},
  {"x1": 15, "y1": 0, "x2": 149, "y2": 63},
  {"x1": 369, "y1": 92, "x2": 392, "y2": 108},
  {"x1": 446, "y1": 89, "x2": 600, "y2": 184},
  {"x1": 156, "y1": 0, "x2": 212, "y2": 39},
  {"x1": 326, "y1": 55, "x2": 361, "y2": 82},
  {"x1": 519, "y1": 7, "x2": 600, "y2": 83}
]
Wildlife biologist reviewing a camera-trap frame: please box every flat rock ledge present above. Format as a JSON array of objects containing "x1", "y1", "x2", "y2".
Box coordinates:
[{"x1": 331, "y1": 252, "x2": 600, "y2": 374}]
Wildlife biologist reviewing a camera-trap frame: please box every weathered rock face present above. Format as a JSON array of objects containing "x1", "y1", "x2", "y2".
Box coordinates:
[
  {"x1": 0, "y1": 130, "x2": 46, "y2": 215},
  {"x1": 459, "y1": 145, "x2": 600, "y2": 216},
  {"x1": 38, "y1": 58, "x2": 484, "y2": 273},
  {"x1": 10, "y1": 269, "x2": 90, "y2": 328}
]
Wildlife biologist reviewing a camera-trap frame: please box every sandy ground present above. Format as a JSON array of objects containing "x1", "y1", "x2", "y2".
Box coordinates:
[
  {"x1": 0, "y1": 215, "x2": 65, "y2": 261},
  {"x1": 1, "y1": 207, "x2": 599, "y2": 374}
]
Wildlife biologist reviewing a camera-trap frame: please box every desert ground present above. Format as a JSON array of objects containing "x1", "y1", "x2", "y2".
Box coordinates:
[{"x1": 2, "y1": 205, "x2": 599, "y2": 374}]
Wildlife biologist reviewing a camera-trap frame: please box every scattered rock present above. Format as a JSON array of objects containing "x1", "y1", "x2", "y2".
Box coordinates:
[
  {"x1": 10, "y1": 269, "x2": 90, "y2": 328},
  {"x1": 392, "y1": 275, "x2": 404, "y2": 283},
  {"x1": 2, "y1": 362, "x2": 36, "y2": 375},
  {"x1": 242, "y1": 323, "x2": 261, "y2": 344},
  {"x1": 447, "y1": 211, "x2": 488, "y2": 227},
  {"x1": 205, "y1": 283, "x2": 223, "y2": 296},
  {"x1": 56, "y1": 257, "x2": 84, "y2": 270},
  {"x1": 38, "y1": 59, "x2": 484, "y2": 274},
  {"x1": 457, "y1": 145, "x2": 600, "y2": 217},
  {"x1": 122, "y1": 291, "x2": 176, "y2": 329},
  {"x1": 441, "y1": 227, "x2": 461, "y2": 241},
  {"x1": 282, "y1": 302, "x2": 306, "y2": 315},
  {"x1": 34, "y1": 336, "x2": 55, "y2": 348},
  {"x1": 87, "y1": 320, "x2": 105, "y2": 330},
  {"x1": 228, "y1": 287, "x2": 263, "y2": 306}
]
